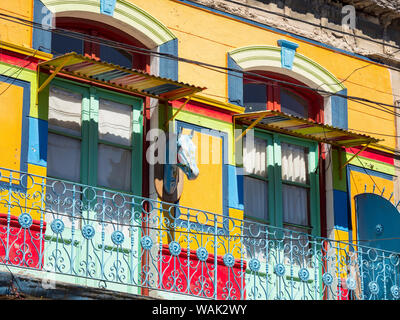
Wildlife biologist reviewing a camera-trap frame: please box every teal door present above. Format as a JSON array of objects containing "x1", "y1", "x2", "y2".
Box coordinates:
[{"x1": 355, "y1": 193, "x2": 400, "y2": 300}]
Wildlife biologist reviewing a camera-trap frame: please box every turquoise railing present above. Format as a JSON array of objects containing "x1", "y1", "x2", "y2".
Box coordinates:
[{"x1": 0, "y1": 167, "x2": 398, "y2": 300}]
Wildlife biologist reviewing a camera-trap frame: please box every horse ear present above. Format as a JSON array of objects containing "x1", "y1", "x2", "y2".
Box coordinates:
[{"x1": 177, "y1": 127, "x2": 183, "y2": 139}]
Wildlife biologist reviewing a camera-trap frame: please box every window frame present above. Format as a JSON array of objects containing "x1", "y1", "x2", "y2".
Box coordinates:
[
  {"x1": 242, "y1": 128, "x2": 320, "y2": 237},
  {"x1": 243, "y1": 72, "x2": 324, "y2": 123},
  {"x1": 52, "y1": 17, "x2": 150, "y2": 71},
  {"x1": 47, "y1": 78, "x2": 143, "y2": 197}
]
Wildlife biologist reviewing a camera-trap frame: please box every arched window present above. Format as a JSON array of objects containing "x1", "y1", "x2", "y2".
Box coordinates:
[
  {"x1": 243, "y1": 71, "x2": 323, "y2": 122},
  {"x1": 46, "y1": 17, "x2": 146, "y2": 202},
  {"x1": 242, "y1": 71, "x2": 322, "y2": 238},
  {"x1": 51, "y1": 17, "x2": 149, "y2": 71}
]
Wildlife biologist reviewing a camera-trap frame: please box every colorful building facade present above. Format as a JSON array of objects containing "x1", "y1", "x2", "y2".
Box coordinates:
[{"x1": 0, "y1": 0, "x2": 399, "y2": 300}]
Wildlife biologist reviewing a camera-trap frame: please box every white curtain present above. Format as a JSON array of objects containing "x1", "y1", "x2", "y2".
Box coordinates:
[
  {"x1": 47, "y1": 133, "x2": 81, "y2": 182},
  {"x1": 281, "y1": 143, "x2": 307, "y2": 183},
  {"x1": 243, "y1": 137, "x2": 268, "y2": 220},
  {"x1": 243, "y1": 137, "x2": 267, "y2": 177},
  {"x1": 282, "y1": 184, "x2": 308, "y2": 226},
  {"x1": 98, "y1": 99, "x2": 132, "y2": 146},
  {"x1": 97, "y1": 144, "x2": 131, "y2": 191},
  {"x1": 244, "y1": 176, "x2": 268, "y2": 221},
  {"x1": 48, "y1": 85, "x2": 82, "y2": 135},
  {"x1": 281, "y1": 143, "x2": 309, "y2": 226}
]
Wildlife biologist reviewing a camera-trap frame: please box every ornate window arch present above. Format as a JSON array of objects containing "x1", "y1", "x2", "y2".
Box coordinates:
[
  {"x1": 33, "y1": 0, "x2": 178, "y2": 79},
  {"x1": 231, "y1": 42, "x2": 347, "y2": 237},
  {"x1": 227, "y1": 43, "x2": 348, "y2": 129}
]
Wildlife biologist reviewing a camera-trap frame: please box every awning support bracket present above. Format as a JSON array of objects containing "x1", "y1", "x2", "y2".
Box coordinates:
[
  {"x1": 340, "y1": 142, "x2": 371, "y2": 170},
  {"x1": 164, "y1": 95, "x2": 193, "y2": 129},
  {"x1": 38, "y1": 55, "x2": 73, "y2": 94},
  {"x1": 235, "y1": 113, "x2": 266, "y2": 142}
]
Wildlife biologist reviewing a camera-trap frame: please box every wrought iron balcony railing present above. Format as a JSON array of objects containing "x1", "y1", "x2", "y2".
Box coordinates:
[{"x1": 0, "y1": 167, "x2": 399, "y2": 300}]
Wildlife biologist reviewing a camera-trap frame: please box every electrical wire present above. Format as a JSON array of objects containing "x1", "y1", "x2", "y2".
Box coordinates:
[
  {"x1": 219, "y1": 0, "x2": 400, "y2": 51},
  {"x1": 1, "y1": 12, "x2": 400, "y2": 116},
  {"x1": 0, "y1": 51, "x2": 38, "y2": 97}
]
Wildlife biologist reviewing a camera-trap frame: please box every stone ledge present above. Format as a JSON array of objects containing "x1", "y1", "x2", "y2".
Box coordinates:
[{"x1": 0, "y1": 270, "x2": 155, "y2": 300}]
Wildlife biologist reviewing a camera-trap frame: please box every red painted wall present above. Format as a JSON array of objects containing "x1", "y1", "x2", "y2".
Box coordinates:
[
  {"x1": 160, "y1": 244, "x2": 247, "y2": 299},
  {"x1": 0, "y1": 213, "x2": 46, "y2": 269}
]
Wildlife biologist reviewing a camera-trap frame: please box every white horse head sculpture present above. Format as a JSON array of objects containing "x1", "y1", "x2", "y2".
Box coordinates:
[{"x1": 163, "y1": 128, "x2": 199, "y2": 196}]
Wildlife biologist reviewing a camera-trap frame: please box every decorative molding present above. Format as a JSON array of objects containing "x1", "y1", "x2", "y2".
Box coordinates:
[
  {"x1": 41, "y1": 0, "x2": 176, "y2": 47},
  {"x1": 277, "y1": 39, "x2": 299, "y2": 70},
  {"x1": 100, "y1": 0, "x2": 116, "y2": 16},
  {"x1": 229, "y1": 45, "x2": 345, "y2": 94}
]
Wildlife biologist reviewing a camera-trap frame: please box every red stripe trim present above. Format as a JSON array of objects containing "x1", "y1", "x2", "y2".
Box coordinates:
[
  {"x1": 346, "y1": 146, "x2": 394, "y2": 165},
  {"x1": 171, "y1": 99, "x2": 233, "y2": 123},
  {"x1": 0, "y1": 51, "x2": 39, "y2": 71}
]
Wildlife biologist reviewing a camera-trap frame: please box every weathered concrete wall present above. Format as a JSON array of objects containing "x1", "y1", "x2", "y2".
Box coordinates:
[
  {"x1": 187, "y1": 0, "x2": 400, "y2": 68},
  {"x1": 0, "y1": 270, "x2": 154, "y2": 300}
]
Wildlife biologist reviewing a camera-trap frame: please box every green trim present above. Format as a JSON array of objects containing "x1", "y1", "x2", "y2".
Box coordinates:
[
  {"x1": 332, "y1": 149, "x2": 347, "y2": 192},
  {"x1": 229, "y1": 45, "x2": 345, "y2": 93},
  {"x1": 243, "y1": 127, "x2": 320, "y2": 236},
  {"x1": 42, "y1": 0, "x2": 176, "y2": 46},
  {"x1": 173, "y1": 108, "x2": 235, "y2": 165},
  {"x1": 48, "y1": 78, "x2": 143, "y2": 196},
  {"x1": 0, "y1": 62, "x2": 39, "y2": 118},
  {"x1": 345, "y1": 152, "x2": 395, "y2": 176}
]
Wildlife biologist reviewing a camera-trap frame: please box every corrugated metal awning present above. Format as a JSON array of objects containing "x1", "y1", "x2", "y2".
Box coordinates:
[
  {"x1": 37, "y1": 52, "x2": 205, "y2": 101},
  {"x1": 234, "y1": 110, "x2": 381, "y2": 148}
]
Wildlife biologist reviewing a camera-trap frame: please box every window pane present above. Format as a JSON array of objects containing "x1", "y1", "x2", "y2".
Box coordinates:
[
  {"x1": 243, "y1": 137, "x2": 267, "y2": 177},
  {"x1": 243, "y1": 83, "x2": 267, "y2": 113},
  {"x1": 98, "y1": 99, "x2": 132, "y2": 146},
  {"x1": 52, "y1": 33, "x2": 83, "y2": 56},
  {"x1": 244, "y1": 176, "x2": 268, "y2": 221},
  {"x1": 47, "y1": 133, "x2": 81, "y2": 182},
  {"x1": 282, "y1": 184, "x2": 309, "y2": 226},
  {"x1": 97, "y1": 144, "x2": 131, "y2": 191},
  {"x1": 49, "y1": 86, "x2": 82, "y2": 135},
  {"x1": 280, "y1": 88, "x2": 308, "y2": 118},
  {"x1": 281, "y1": 143, "x2": 308, "y2": 184},
  {"x1": 100, "y1": 45, "x2": 132, "y2": 69}
]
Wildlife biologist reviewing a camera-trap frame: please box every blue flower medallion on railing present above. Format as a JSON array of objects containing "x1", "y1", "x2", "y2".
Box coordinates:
[
  {"x1": 82, "y1": 224, "x2": 95, "y2": 240},
  {"x1": 322, "y1": 272, "x2": 333, "y2": 286},
  {"x1": 249, "y1": 258, "x2": 261, "y2": 272},
  {"x1": 51, "y1": 219, "x2": 64, "y2": 234},
  {"x1": 141, "y1": 236, "x2": 153, "y2": 250},
  {"x1": 18, "y1": 213, "x2": 32, "y2": 229},
  {"x1": 169, "y1": 241, "x2": 181, "y2": 256},
  {"x1": 346, "y1": 277, "x2": 356, "y2": 291},
  {"x1": 298, "y1": 268, "x2": 310, "y2": 282},
  {"x1": 223, "y1": 253, "x2": 235, "y2": 268},
  {"x1": 274, "y1": 263, "x2": 285, "y2": 277},
  {"x1": 368, "y1": 281, "x2": 379, "y2": 295},
  {"x1": 196, "y1": 247, "x2": 208, "y2": 262},
  {"x1": 391, "y1": 285, "x2": 400, "y2": 299},
  {"x1": 111, "y1": 231, "x2": 124, "y2": 245},
  {"x1": 390, "y1": 254, "x2": 400, "y2": 266},
  {"x1": 375, "y1": 224, "x2": 384, "y2": 235}
]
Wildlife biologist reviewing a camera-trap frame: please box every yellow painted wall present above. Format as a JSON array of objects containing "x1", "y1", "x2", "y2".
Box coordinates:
[
  {"x1": 179, "y1": 128, "x2": 223, "y2": 215},
  {"x1": 127, "y1": 0, "x2": 396, "y2": 149},
  {"x1": 0, "y1": 82, "x2": 24, "y2": 171},
  {"x1": 0, "y1": 0, "x2": 33, "y2": 48}
]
